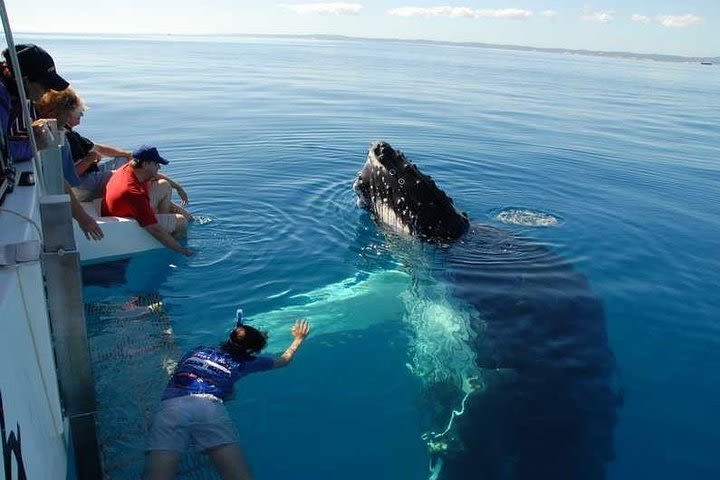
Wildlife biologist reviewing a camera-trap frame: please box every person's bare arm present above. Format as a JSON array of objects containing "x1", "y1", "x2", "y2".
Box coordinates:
[
  {"x1": 155, "y1": 173, "x2": 189, "y2": 206},
  {"x1": 66, "y1": 181, "x2": 104, "y2": 240},
  {"x1": 93, "y1": 143, "x2": 132, "y2": 160},
  {"x1": 76, "y1": 144, "x2": 132, "y2": 176},
  {"x1": 74, "y1": 150, "x2": 102, "y2": 176},
  {"x1": 145, "y1": 223, "x2": 194, "y2": 256},
  {"x1": 274, "y1": 319, "x2": 310, "y2": 369}
]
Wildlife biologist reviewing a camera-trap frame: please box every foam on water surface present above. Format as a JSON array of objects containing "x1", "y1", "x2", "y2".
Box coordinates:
[{"x1": 495, "y1": 208, "x2": 561, "y2": 227}]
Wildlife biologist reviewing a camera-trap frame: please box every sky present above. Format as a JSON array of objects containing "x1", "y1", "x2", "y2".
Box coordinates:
[{"x1": 6, "y1": 1, "x2": 719, "y2": 57}]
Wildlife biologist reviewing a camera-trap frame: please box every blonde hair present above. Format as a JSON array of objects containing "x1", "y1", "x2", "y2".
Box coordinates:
[{"x1": 37, "y1": 86, "x2": 87, "y2": 119}]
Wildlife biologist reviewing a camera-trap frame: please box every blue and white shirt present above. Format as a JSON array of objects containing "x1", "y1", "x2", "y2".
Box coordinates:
[{"x1": 162, "y1": 346, "x2": 275, "y2": 401}]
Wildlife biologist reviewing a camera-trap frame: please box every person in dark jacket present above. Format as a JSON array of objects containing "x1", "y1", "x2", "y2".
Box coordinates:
[{"x1": 0, "y1": 44, "x2": 103, "y2": 239}]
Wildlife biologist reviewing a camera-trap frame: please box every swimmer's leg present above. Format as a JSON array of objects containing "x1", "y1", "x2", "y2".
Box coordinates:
[
  {"x1": 142, "y1": 451, "x2": 181, "y2": 480},
  {"x1": 207, "y1": 443, "x2": 254, "y2": 480}
]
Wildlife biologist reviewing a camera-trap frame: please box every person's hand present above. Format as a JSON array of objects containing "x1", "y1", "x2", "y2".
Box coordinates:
[
  {"x1": 83, "y1": 151, "x2": 102, "y2": 166},
  {"x1": 181, "y1": 247, "x2": 195, "y2": 257},
  {"x1": 175, "y1": 185, "x2": 189, "y2": 206},
  {"x1": 121, "y1": 150, "x2": 133, "y2": 160},
  {"x1": 31, "y1": 119, "x2": 54, "y2": 150},
  {"x1": 291, "y1": 319, "x2": 310, "y2": 340},
  {"x1": 78, "y1": 214, "x2": 104, "y2": 241}
]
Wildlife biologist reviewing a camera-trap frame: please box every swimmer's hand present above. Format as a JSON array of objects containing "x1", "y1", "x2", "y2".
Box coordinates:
[
  {"x1": 291, "y1": 319, "x2": 310, "y2": 339},
  {"x1": 274, "y1": 319, "x2": 310, "y2": 369}
]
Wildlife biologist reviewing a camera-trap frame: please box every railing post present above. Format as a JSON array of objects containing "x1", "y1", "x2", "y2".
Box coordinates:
[
  {"x1": 40, "y1": 194, "x2": 103, "y2": 479},
  {"x1": 38, "y1": 121, "x2": 66, "y2": 195}
]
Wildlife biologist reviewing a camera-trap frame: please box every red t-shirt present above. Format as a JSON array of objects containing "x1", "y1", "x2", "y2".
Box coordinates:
[{"x1": 101, "y1": 164, "x2": 158, "y2": 227}]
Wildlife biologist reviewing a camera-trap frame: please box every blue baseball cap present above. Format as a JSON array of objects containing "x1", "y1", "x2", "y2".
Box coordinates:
[{"x1": 133, "y1": 146, "x2": 169, "y2": 165}]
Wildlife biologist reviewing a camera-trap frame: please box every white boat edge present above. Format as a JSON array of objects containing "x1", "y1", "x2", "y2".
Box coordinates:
[
  {"x1": 0, "y1": 158, "x2": 70, "y2": 478},
  {"x1": 74, "y1": 200, "x2": 164, "y2": 264}
]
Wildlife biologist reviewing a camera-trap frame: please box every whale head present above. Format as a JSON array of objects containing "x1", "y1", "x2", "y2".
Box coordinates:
[{"x1": 353, "y1": 141, "x2": 470, "y2": 242}]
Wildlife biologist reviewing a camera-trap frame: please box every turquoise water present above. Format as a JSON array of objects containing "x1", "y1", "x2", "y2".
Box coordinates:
[{"x1": 23, "y1": 34, "x2": 720, "y2": 479}]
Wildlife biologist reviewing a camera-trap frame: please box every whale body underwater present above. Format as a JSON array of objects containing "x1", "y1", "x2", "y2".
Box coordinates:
[{"x1": 353, "y1": 141, "x2": 621, "y2": 480}]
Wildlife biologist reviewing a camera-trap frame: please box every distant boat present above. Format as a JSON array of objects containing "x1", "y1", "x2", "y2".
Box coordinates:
[{"x1": 700, "y1": 62, "x2": 713, "y2": 65}]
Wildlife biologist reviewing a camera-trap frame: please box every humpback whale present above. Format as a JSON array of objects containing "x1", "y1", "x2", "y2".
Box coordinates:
[{"x1": 354, "y1": 141, "x2": 621, "y2": 480}]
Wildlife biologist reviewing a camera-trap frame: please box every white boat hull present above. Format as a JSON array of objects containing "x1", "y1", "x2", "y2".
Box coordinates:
[{"x1": 73, "y1": 201, "x2": 163, "y2": 264}]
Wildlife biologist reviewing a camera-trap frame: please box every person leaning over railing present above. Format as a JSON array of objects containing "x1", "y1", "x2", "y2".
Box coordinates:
[
  {"x1": 48, "y1": 86, "x2": 134, "y2": 194},
  {"x1": 0, "y1": 43, "x2": 103, "y2": 240},
  {"x1": 58, "y1": 88, "x2": 134, "y2": 178},
  {"x1": 36, "y1": 87, "x2": 192, "y2": 215}
]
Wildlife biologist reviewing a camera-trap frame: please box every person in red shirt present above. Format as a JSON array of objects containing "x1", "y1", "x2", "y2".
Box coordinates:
[{"x1": 102, "y1": 146, "x2": 193, "y2": 256}]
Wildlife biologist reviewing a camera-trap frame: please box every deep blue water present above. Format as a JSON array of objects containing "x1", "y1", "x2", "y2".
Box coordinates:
[{"x1": 22, "y1": 34, "x2": 720, "y2": 479}]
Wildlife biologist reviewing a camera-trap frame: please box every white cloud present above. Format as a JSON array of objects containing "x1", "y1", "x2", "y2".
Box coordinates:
[
  {"x1": 631, "y1": 14, "x2": 651, "y2": 24},
  {"x1": 280, "y1": 3, "x2": 363, "y2": 15},
  {"x1": 540, "y1": 10, "x2": 558, "y2": 19},
  {"x1": 386, "y1": 7, "x2": 476, "y2": 18},
  {"x1": 387, "y1": 7, "x2": 532, "y2": 19},
  {"x1": 475, "y1": 8, "x2": 532, "y2": 19},
  {"x1": 656, "y1": 14, "x2": 703, "y2": 28},
  {"x1": 581, "y1": 10, "x2": 615, "y2": 24}
]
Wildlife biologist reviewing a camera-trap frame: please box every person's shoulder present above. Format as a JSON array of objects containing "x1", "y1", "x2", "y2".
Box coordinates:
[
  {"x1": 179, "y1": 345, "x2": 221, "y2": 363},
  {"x1": 191, "y1": 345, "x2": 220, "y2": 355},
  {"x1": 0, "y1": 81, "x2": 11, "y2": 109},
  {"x1": 114, "y1": 166, "x2": 145, "y2": 192},
  {"x1": 106, "y1": 164, "x2": 130, "y2": 186},
  {"x1": 0, "y1": 76, "x2": 11, "y2": 95},
  {"x1": 109, "y1": 163, "x2": 130, "y2": 178}
]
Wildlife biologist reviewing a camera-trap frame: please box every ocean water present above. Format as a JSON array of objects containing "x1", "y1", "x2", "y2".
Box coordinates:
[{"x1": 21, "y1": 34, "x2": 720, "y2": 479}]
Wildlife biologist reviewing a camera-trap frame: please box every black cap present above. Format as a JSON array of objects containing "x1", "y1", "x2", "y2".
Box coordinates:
[{"x1": 5, "y1": 44, "x2": 69, "y2": 91}]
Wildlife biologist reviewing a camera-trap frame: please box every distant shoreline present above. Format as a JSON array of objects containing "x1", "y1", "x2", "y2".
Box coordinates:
[
  {"x1": 19, "y1": 31, "x2": 719, "y2": 65},
  {"x1": 302, "y1": 34, "x2": 718, "y2": 64}
]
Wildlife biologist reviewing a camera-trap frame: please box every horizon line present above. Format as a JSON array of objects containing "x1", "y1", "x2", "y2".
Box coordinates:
[{"x1": 16, "y1": 31, "x2": 719, "y2": 63}]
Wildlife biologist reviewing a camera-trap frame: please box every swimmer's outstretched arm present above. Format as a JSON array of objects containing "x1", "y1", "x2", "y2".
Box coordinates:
[{"x1": 273, "y1": 319, "x2": 310, "y2": 369}]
